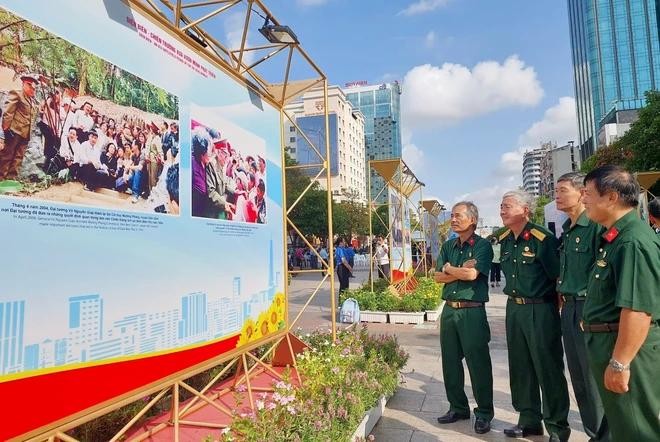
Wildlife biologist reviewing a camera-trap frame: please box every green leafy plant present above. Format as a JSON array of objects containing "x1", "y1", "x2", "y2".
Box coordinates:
[{"x1": 214, "y1": 327, "x2": 408, "y2": 442}]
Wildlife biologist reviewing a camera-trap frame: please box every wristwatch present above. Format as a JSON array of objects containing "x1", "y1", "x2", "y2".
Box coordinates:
[{"x1": 608, "y1": 358, "x2": 630, "y2": 372}]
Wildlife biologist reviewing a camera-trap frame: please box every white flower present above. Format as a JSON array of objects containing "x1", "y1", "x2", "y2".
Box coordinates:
[
  {"x1": 221, "y1": 427, "x2": 231, "y2": 434},
  {"x1": 256, "y1": 400, "x2": 265, "y2": 410}
]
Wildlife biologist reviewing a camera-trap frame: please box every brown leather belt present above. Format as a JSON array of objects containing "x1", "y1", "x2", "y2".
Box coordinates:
[
  {"x1": 561, "y1": 295, "x2": 585, "y2": 303},
  {"x1": 446, "y1": 301, "x2": 484, "y2": 309},
  {"x1": 580, "y1": 321, "x2": 619, "y2": 333},
  {"x1": 508, "y1": 296, "x2": 552, "y2": 305}
]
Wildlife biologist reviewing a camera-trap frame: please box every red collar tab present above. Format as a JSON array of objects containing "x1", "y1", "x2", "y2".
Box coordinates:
[
  {"x1": 468, "y1": 237, "x2": 475, "y2": 247},
  {"x1": 522, "y1": 230, "x2": 531, "y2": 241},
  {"x1": 603, "y1": 227, "x2": 619, "y2": 243}
]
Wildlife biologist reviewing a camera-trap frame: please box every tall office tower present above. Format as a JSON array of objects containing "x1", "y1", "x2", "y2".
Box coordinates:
[
  {"x1": 568, "y1": 0, "x2": 660, "y2": 160},
  {"x1": 344, "y1": 82, "x2": 403, "y2": 202}
]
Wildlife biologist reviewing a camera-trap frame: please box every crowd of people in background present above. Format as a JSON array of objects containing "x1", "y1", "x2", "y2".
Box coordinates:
[{"x1": 191, "y1": 122, "x2": 266, "y2": 223}]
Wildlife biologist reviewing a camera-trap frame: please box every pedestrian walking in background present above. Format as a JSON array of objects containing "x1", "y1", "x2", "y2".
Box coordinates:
[{"x1": 489, "y1": 237, "x2": 501, "y2": 288}]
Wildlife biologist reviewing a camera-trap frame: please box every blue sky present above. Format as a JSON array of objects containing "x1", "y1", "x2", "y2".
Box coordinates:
[{"x1": 260, "y1": 0, "x2": 578, "y2": 225}]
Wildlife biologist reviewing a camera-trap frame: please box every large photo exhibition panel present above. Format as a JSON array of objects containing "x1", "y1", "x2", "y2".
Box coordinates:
[{"x1": 0, "y1": 0, "x2": 286, "y2": 438}]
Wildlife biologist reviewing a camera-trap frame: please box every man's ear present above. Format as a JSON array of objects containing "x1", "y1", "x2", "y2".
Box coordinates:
[{"x1": 607, "y1": 190, "x2": 619, "y2": 207}]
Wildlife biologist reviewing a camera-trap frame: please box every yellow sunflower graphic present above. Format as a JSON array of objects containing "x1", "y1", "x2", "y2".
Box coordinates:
[
  {"x1": 258, "y1": 311, "x2": 273, "y2": 337},
  {"x1": 274, "y1": 292, "x2": 286, "y2": 318},
  {"x1": 236, "y1": 318, "x2": 256, "y2": 348}
]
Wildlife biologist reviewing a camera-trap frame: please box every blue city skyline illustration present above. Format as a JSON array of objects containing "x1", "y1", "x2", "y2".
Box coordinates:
[{"x1": 1, "y1": 240, "x2": 280, "y2": 376}]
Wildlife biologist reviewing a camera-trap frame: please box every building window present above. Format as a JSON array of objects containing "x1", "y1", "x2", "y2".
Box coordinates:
[
  {"x1": 289, "y1": 137, "x2": 296, "y2": 143},
  {"x1": 289, "y1": 126, "x2": 295, "y2": 132}
]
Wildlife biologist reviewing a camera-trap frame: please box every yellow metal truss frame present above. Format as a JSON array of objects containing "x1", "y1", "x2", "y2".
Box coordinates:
[{"x1": 367, "y1": 159, "x2": 427, "y2": 293}]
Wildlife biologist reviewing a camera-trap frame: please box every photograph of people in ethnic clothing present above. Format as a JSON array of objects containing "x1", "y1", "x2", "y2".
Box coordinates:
[
  {"x1": 191, "y1": 118, "x2": 266, "y2": 224},
  {"x1": 0, "y1": 7, "x2": 179, "y2": 214}
]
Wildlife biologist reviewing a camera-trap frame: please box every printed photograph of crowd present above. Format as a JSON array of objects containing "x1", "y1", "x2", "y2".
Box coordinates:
[
  {"x1": 191, "y1": 119, "x2": 266, "y2": 223},
  {"x1": 0, "y1": 8, "x2": 180, "y2": 214}
]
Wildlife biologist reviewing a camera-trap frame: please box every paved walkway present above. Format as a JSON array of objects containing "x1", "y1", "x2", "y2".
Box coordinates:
[{"x1": 287, "y1": 269, "x2": 589, "y2": 442}]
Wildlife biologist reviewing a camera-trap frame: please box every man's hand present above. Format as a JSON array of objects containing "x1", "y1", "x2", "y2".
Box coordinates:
[
  {"x1": 604, "y1": 366, "x2": 630, "y2": 394},
  {"x1": 463, "y1": 259, "x2": 477, "y2": 269},
  {"x1": 0, "y1": 138, "x2": 4, "y2": 152}
]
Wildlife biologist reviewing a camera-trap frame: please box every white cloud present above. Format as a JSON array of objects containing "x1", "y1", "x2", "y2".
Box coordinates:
[
  {"x1": 399, "y1": 0, "x2": 451, "y2": 16},
  {"x1": 403, "y1": 142, "x2": 425, "y2": 173},
  {"x1": 518, "y1": 96, "x2": 577, "y2": 146},
  {"x1": 451, "y1": 97, "x2": 578, "y2": 226},
  {"x1": 494, "y1": 96, "x2": 578, "y2": 182},
  {"x1": 296, "y1": 0, "x2": 328, "y2": 5},
  {"x1": 424, "y1": 31, "x2": 437, "y2": 48},
  {"x1": 454, "y1": 184, "x2": 512, "y2": 227},
  {"x1": 401, "y1": 55, "x2": 544, "y2": 128},
  {"x1": 224, "y1": 12, "x2": 255, "y2": 65}
]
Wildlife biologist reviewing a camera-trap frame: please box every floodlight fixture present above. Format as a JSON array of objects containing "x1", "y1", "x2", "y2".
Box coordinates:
[{"x1": 259, "y1": 16, "x2": 298, "y2": 44}]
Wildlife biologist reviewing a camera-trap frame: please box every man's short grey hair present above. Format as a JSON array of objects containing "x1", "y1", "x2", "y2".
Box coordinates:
[
  {"x1": 502, "y1": 190, "x2": 536, "y2": 213},
  {"x1": 453, "y1": 201, "x2": 479, "y2": 227},
  {"x1": 557, "y1": 172, "x2": 586, "y2": 190}
]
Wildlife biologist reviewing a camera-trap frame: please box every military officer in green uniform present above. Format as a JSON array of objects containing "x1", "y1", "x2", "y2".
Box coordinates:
[
  {"x1": 498, "y1": 190, "x2": 570, "y2": 441},
  {"x1": 433, "y1": 201, "x2": 494, "y2": 435},
  {"x1": 555, "y1": 172, "x2": 609, "y2": 441},
  {"x1": 582, "y1": 165, "x2": 660, "y2": 441}
]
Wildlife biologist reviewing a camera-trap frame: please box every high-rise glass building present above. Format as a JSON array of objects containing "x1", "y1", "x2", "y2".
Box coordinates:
[
  {"x1": 568, "y1": 0, "x2": 660, "y2": 160},
  {"x1": 345, "y1": 82, "x2": 403, "y2": 201}
]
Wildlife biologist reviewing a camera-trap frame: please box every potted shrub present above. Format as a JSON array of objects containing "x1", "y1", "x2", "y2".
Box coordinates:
[
  {"x1": 357, "y1": 290, "x2": 389, "y2": 323},
  {"x1": 415, "y1": 277, "x2": 443, "y2": 322},
  {"x1": 388, "y1": 293, "x2": 426, "y2": 325}
]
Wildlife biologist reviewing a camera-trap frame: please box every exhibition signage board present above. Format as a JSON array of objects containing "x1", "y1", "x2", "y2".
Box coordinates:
[
  {"x1": 0, "y1": 1, "x2": 286, "y2": 439},
  {"x1": 388, "y1": 187, "x2": 412, "y2": 282}
]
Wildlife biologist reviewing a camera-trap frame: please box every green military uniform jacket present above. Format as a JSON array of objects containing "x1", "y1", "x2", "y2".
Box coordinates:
[
  {"x1": 499, "y1": 222, "x2": 559, "y2": 299},
  {"x1": 584, "y1": 210, "x2": 660, "y2": 324},
  {"x1": 557, "y1": 211, "x2": 603, "y2": 297},
  {"x1": 437, "y1": 233, "x2": 493, "y2": 302}
]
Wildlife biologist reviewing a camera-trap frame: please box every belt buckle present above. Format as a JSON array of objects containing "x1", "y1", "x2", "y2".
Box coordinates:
[
  {"x1": 515, "y1": 297, "x2": 524, "y2": 305},
  {"x1": 455, "y1": 301, "x2": 462, "y2": 308},
  {"x1": 579, "y1": 320, "x2": 585, "y2": 332}
]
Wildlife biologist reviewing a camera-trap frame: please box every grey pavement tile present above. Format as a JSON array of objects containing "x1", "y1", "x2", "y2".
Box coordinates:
[
  {"x1": 387, "y1": 390, "x2": 426, "y2": 412},
  {"x1": 420, "y1": 395, "x2": 448, "y2": 413},
  {"x1": 370, "y1": 427, "x2": 413, "y2": 442}
]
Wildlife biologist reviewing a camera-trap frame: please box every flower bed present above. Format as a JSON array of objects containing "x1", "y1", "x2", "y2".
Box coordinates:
[
  {"x1": 339, "y1": 277, "x2": 443, "y2": 324},
  {"x1": 212, "y1": 327, "x2": 408, "y2": 441}
]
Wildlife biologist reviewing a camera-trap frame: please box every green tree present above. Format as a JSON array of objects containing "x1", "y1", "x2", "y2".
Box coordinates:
[
  {"x1": 581, "y1": 143, "x2": 631, "y2": 173},
  {"x1": 531, "y1": 195, "x2": 551, "y2": 225},
  {"x1": 370, "y1": 204, "x2": 389, "y2": 238},
  {"x1": 284, "y1": 153, "x2": 331, "y2": 241},
  {"x1": 334, "y1": 189, "x2": 368, "y2": 238},
  {"x1": 582, "y1": 90, "x2": 660, "y2": 176}
]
